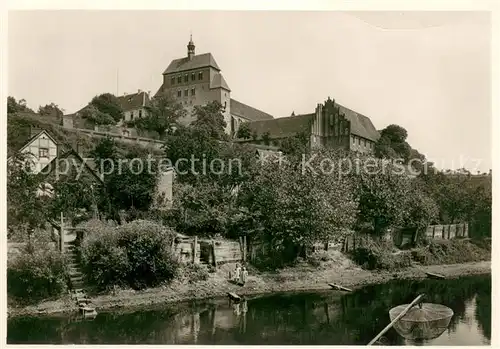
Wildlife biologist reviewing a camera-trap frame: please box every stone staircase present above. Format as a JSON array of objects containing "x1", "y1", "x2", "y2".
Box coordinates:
[{"x1": 63, "y1": 229, "x2": 97, "y2": 319}]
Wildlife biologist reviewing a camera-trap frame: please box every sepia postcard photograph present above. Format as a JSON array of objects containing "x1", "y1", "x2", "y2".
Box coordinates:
[{"x1": 3, "y1": 4, "x2": 495, "y2": 346}]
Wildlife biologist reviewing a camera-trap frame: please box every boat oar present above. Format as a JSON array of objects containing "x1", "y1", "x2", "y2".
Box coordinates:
[{"x1": 367, "y1": 294, "x2": 424, "y2": 346}]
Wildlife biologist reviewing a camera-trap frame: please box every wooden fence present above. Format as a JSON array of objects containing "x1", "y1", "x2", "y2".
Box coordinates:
[
  {"x1": 424, "y1": 223, "x2": 469, "y2": 240},
  {"x1": 173, "y1": 235, "x2": 246, "y2": 267}
]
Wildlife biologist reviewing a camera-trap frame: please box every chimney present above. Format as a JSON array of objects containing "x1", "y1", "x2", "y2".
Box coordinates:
[{"x1": 138, "y1": 89, "x2": 141, "y2": 94}]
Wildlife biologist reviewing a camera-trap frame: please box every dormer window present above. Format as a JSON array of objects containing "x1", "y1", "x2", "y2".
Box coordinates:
[{"x1": 39, "y1": 148, "x2": 49, "y2": 158}]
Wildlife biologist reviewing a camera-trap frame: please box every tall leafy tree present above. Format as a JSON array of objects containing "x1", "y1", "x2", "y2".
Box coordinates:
[
  {"x1": 90, "y1": 137, "x2": 159, "y2": 218},
  {"x1": 7, "y1": 153, "x2": 48, "y2": 239},
  {"x1": 190, "y1": 101, "x2": 228, "y2": 140},
  {"x1": 236, "y1": 122, "x2": 252, "y2": 140},
  {"x1": 89, "y1": 93, "x2": 124, "y2": 123},
  {"x1": 128, "y1": 95, "x2": 185, "y2": 138},
  {"x1": 38, "y1": 103, "x2": 64, "y2": 119},
  {"x1": 7, "y1": 96, "x2": 34, "y2": 114},
  {"x1": 237, "y1": 150, "x2": 358, "y2": 263}
]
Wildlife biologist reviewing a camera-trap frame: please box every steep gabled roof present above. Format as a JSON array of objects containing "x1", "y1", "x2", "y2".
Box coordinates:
[
  {"x1": 210, "y1": 73, "x2": 231, "y2": 91},
  {"x1": 9, "y1": 129, "x2": 59, "y2": 158},
  {"x1": 116, "y1": 91, "x2": 149, "y2": 111},
  {"x1": 338, "y1": 104, "x2": 379, "y2": 142},
  {"x1": 230, "y1": 99, "x2": 275, "y2": 122},
  {"x1": 42, "y1": 148, "x2": 104, "y2": 184},
  {"x1": 163, "y1": 53, "x2": 221, "y2": 74},
  {"x1": 242, "y1": 113, "x2": 315, "y2": 140}
]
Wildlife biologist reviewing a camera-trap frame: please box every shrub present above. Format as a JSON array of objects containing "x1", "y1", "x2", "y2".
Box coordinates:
[
  {"x1": 350, "y1": 238, "x2": 412, "y2": 271},
  {"x1": 7, "y1": 247, "x2": 69, "y2": 304},
  {"x1": 79, "y1": 219, "x2": 180, "y2": 291},
  {"x1": 183, "y1": 263, "x2": 210, "y2": 283}
]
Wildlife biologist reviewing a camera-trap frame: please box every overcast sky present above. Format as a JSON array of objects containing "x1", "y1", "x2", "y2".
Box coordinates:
[{"x1": 8, "y1": 11, "x2": 491, "y2": 172}]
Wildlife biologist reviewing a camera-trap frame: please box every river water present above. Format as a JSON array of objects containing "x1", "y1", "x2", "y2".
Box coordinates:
[{"x1": 8, "y1": 274, "x2": 490, "y2": 345}]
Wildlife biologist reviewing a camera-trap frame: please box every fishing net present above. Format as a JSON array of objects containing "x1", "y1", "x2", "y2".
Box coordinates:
[{"x1": 389, "y1": 303, "x2": 454, "y2": 340}]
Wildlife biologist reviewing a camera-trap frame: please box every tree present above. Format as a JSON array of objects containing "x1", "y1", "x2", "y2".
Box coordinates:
[
  {"x1": 7, "y1": 96, "x2": 34, "y2": 114},
  {"x1": 375, "y1": 124, "x2": 426, "y2": 168},
  {"x1": 261, "y1": 131, "x2": 271, "y2": 146},
  {"x1": 128, "y1": 95, "x2": 185, "y2": 138},
  {"x1": 237, "y1": 150, "x2": 358, "y2": 264},
  {"x1": 7, "y1": 152, "x2": 48, "y2": 239},
  {"x1": 380, "y1": 124, "x2": 408, "y2": 144},
  {"x1": 190, "y1": 101, "x2": 228, "y2": 140},
  {"x1": 354, "y1": 158, "x2": 413, "y2": 236},
  {"x1": 236, "y1": 122, "x2": 252, "y2": 139},
  {"x1": 38, "y1": 103, "x2": 64, "y2": 119},
  {"x1": 80, "y1": 104, "x2": 116, "y2": 125},
  {"x1": 280, "y1": 132, "x2": 309, "y2": 156},
  {"x1": 47, "y1": 161, "x2": 102, "y2": 225},
  {"x1": 90, "y1": 137, "x2": 159, "y2": 218},
  {"x1": 403, "y1": 181, "x2": 439, "y2": 239},
  {"x1": 89, "y1": 93, "x2": 123, "y2": 123}
]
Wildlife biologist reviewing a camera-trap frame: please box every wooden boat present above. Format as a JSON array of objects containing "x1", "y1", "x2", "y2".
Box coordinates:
[
  {"x1": 425, "y1": 271, "x2": 445, "y2": 280},
  {"x1": 328, "y1": 283, "x2": 352, "y2": 292}
]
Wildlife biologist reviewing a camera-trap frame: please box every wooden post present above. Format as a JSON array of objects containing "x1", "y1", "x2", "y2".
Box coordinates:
[
  {"x1": 212, "y1": 240, "x2": 217, "y2": 268},
  {"x1": 60, "y1": 212, "x2": 64, "y2": 252},
  {"x1": 367, "y1": 294, "x2": 424, "y2": 346},
  {"x1": 432, "y1": 225, "x2": 436, "y2": 239},
  {"x1": 447, "y1": 224, "x2": 451, "y2": 239},
  {"x1": 193, "y1": 236, "x2": 198, "y2": 264},
  {"x1": 243, "y1": 236, "x2": 247, "y2": 262}
]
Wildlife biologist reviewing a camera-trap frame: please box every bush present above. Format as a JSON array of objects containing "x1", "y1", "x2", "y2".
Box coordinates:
[
  {"x1": 80, "y1": 220, "x2": 180, "y2": 291},
  {"x1": 7, "y1": 247, "x2": 69, "y2": 304},
  {"x1": 350, "y1": 239, "x2": 412, "y2": 271},
  {"x1": 182, "y1": 263, "x2": 210, "y2": 283}
]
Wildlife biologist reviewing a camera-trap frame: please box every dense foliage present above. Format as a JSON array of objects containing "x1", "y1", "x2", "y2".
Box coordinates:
[
  {"x1": 7, "y1": 96, "x2": 34, "y2": 114},
  {"x1": 8, "y1": 245, "x2": 69, "y2": 304},
  {"x1": 38, "y1": 103, "x2": 64, "y2": 119},
  {"x1": 236, "y1": 150, "x2": 358, "y2": 265},
  {"x1": 79, "y1": 220, "x2": 179, "y2": 290},
  {"x1": 90, "y1": 137, "x2": 160, "y2": 219},
  {"x1": 127, "y1": 95, "x2": 186, "y2": 138},
  {"x1": 7, "y1": 153, "x2": 49, "y2": 236}
]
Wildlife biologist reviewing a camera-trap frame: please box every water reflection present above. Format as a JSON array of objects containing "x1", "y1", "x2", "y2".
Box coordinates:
[{"x1": 7, "y1": 275, "x2": 490, "y2": 345}]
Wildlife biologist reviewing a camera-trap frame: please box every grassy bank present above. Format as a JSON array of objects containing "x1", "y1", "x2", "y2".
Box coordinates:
[{"x1": 8, "y1": 243, "x2": 490, "y2": 318}]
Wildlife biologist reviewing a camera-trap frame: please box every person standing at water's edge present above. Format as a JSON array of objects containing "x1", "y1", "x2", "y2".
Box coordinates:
[
  {"x1": 234, "y1": 263, "x2": 241, "y2": 283},
  {"x1": 240, "y1": 266, "x2": 248, "y2": 286}
]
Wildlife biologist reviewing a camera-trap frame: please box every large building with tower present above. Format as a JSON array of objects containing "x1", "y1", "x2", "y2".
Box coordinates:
[
  {"x1": 64, "y1": 36, "x2": 379, "y2": 154},
  {"x1": 154, "y1": 36, "x2": 274, "y2": 135}
]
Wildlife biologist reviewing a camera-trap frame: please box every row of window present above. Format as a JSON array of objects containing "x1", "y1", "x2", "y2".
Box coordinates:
[
  {"x1": 177, "y1": 88, "x2": 196, "y2": 97},
  {"x1": 171, "y1": 71, "x2": 204, "y2": 85},
  {"x1": 352, "y1": 135, "x2": 373, "y2": 149}
]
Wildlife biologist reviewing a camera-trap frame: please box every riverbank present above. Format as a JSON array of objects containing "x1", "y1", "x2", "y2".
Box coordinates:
[{"x1": 8, "y1": 256, "x2": 490, "y2": 318}]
